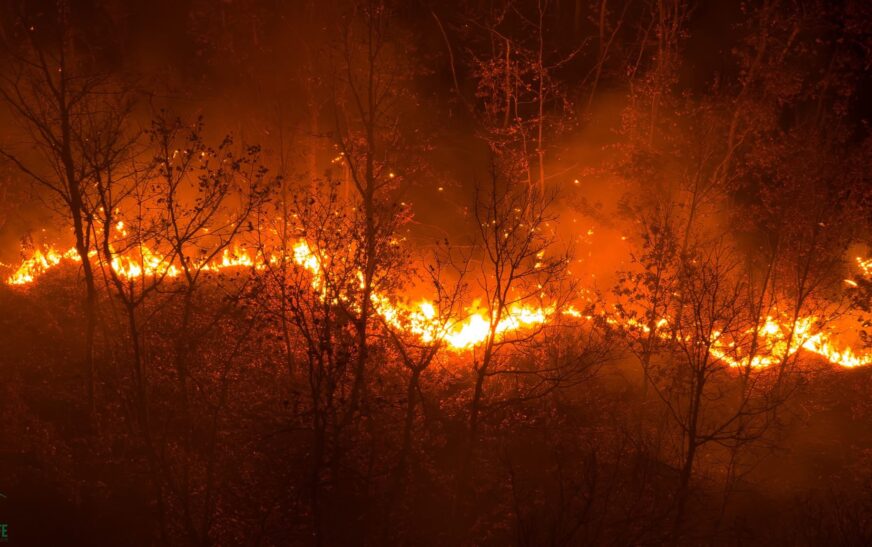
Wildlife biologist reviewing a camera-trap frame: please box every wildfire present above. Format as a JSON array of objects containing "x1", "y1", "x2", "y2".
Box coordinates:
[
  {"x1": 708, "y1": 316, "x2": 872, "y2": 369},
  {"x1": 291, "y1": 240, "x2": 559, "y2": 350},
  {"x1": 109, "y1": 246, "x2": 180, "y2": 279},
  {"x1": 4, "y1": 244, "x2": 872, "y2": 366},
  {"x1": 6, "y1": 247, "x2": 81, "y2": 285},
  {"x1": 374, "y1": 294, "x2": 554, "y2": 350},
  {"x1": 857, "y1": 256, "x2": 872, "y2": 277}
]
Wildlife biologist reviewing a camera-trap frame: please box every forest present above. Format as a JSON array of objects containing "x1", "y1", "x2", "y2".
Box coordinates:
[{"x1": 0, "y1": 0, "x2": 870, "y2": 545}]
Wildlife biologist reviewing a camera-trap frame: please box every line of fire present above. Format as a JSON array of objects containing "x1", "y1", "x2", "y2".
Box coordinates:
[{"x1": 0, "y1": 1, "x2": 870, "y2": 545}]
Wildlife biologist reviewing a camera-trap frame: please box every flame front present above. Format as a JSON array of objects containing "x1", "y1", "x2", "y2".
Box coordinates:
[{"x1": 4, "y1": 243, "x2": 872, "y2": 365}]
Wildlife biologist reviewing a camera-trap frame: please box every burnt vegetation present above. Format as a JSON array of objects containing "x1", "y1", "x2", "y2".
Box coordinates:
[{"x1": 0, "y1": 1, "x2": 871, "y2": 545}]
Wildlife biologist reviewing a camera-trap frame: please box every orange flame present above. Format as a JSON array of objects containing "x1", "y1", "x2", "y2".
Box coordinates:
[
  {"x1": 6, "y1": 247, "x2": 81, "y2": 285},
  {"x1": 4, "y1": 244, "x2": 871, "y2": 365}
]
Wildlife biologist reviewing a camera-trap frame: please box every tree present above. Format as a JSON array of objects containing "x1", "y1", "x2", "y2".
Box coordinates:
[
  {"x1": 452, "y1": 157, "x2": 573, "y2": 538},
  {"x1": 327, "y1": 0, "x2": 423, "y2": 427},
  {"x1": 458, "y1": 0, "x2": 577, "y2": 197},
  {"x1": 0, "y1": 1, "x2": 130, "y2": 415}
]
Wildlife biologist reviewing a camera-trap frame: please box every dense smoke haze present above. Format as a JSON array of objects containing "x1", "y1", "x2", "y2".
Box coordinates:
[{"x1": 0, "y1": 0, "x2": 870, "y2": 545}]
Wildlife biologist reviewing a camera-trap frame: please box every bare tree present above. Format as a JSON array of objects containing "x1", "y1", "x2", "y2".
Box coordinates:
[
  {"x1": 459, "y1": 0, "x2": 577, "y2": 196},
  {"x1": 89, "y1": 113, "x2": 270, "y2": 546},
  {"x1": 377, "y1": 241, "x2": 471, "y2": 539},
  {"x1": 452, "y1": 158, "x2": 572, "y2": 538},
  {"x1": 327, "y1": 0, "x2": 421, "y2": 427},
  {"x1": 0, "y1": 2, "x2": 129, "y2": 414}
]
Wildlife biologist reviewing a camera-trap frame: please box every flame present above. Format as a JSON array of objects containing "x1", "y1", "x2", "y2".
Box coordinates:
[
  {"x1": 616, "y1": 313, "x2": 871, "y2": 370},
  {"x1": 4, "y1": 243, "x2": 872, "y2": 366},
  {"x1": 6, "y1": 247, "x2": 81, "y2": 285},
  {"x1": 209, "y1": 248, "x2": 257, "y2": 270},
  {"x1": 110, "y1": 246, "x2": 180, "y2": 279},
  {"x1": 385, "y1": 303, "x2": 557, "y2": 350},
  {"x1": 707, "y1": 316, "x2": 872, "y2": 369},
  {"x1": 857, "y1": 256, "x2": 872, "y2": 277}
]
